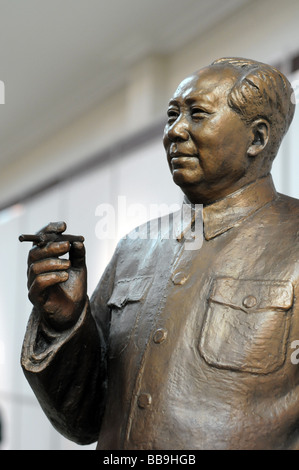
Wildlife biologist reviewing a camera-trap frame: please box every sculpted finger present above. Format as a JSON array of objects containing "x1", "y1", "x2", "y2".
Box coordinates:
[
  {"x1": 28, "y1": 271, "x2": 69, "y2": 305},
  {"x1": 69, "y1": 242, "x2": 86, "y2": 269},
  {"x1": 27, "y1": 258, "x2": 71, "y2": 288},
  {"x1": 28, "y1": 241, "x2": 70, "y2": 265},
  {"x1": 39, "y1": 221, "x2": 67, "y2": 235}
]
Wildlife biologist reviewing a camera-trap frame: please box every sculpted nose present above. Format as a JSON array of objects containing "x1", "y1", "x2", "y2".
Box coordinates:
[{"x1": 167, "y1": 117, "x2": 189, "y2": 142}]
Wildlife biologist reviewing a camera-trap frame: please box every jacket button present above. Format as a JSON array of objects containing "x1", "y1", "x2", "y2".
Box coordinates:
[
  {"x1": 138, "y1": 393, "x2": 152, "y2": 409},
  {"x1": 172, "y1": 272, "x2": 188, "y2": 285},
  {"x1": 242, "y1": 295, "x2": 257, "y2": 308},
  {"x1": 153, "y1": 328, "x2": 168, "y2": 344}
]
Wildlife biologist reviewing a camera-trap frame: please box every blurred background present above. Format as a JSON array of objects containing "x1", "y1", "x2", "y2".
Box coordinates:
[{"x1": 1, "y1": 0, "x2": 299, "y2": 450}]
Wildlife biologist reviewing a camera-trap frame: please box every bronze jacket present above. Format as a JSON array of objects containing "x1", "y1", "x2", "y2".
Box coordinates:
[{"x1": 21, "y1": 175, "x2": 299, "y2": 449}]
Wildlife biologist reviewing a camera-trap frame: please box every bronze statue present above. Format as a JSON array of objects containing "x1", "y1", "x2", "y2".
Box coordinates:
[{"x1": 21, "y1": 58, "x2": 299, "y2": 449}]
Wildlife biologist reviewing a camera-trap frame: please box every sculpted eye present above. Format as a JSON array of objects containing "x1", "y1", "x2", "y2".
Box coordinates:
[
  {"x1": 167, "y1": 109, "x2": 179, "y2": 123},
  {"x1": 191, "y1": 107, "x2": 209, "y2": 120}
]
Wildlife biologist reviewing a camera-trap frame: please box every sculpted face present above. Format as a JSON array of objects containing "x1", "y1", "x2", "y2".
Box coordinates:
[{"x1": 163, "y1": 66, "x2": 257, "y2": 204}]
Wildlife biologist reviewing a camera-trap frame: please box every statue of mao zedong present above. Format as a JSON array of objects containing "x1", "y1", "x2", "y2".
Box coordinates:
[{"x1": 21, "y1": 58, "x2": 299, "y2": 450}]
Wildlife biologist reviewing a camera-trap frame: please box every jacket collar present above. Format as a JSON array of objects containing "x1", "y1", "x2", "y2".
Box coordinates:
[{"x1": 176, "y1": 175, "x2": 277, "y2": 242}]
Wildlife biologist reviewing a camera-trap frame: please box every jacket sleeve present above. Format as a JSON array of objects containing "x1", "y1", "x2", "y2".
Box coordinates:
[{"x1": 20, "y1": 242, "x2": 120, "y2": 445}]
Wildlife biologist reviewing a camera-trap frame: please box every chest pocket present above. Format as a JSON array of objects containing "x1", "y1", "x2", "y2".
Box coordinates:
[
  {"x1": 107, "y1": 276, "x2": 152, "y2": 358},
  {"x1": 198, "y1": 277, "x2": 293, "y2": 374}
]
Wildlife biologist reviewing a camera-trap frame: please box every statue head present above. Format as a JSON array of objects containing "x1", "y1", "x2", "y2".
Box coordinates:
[
  {"x1": 163, "y1": 58, "x2": 295, "y2": 204},
  {"x1": 211, "y1": 57, "x2": 295, "y2": 163}
]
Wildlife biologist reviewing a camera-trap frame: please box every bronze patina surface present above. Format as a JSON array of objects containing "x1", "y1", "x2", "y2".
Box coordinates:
[{"x1": 21, "y1": 58, "x2": 299, "y2": 449}]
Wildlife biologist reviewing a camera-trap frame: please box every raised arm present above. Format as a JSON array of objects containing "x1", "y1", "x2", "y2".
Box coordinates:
[{"x1": 21, "y1": 221, "x2": 112, "y2": 445}]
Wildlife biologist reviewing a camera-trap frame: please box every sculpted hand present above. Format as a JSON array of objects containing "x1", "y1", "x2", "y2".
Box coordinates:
[{"x1": 27, "y1": 221, "x2": 87, "y2": 331}]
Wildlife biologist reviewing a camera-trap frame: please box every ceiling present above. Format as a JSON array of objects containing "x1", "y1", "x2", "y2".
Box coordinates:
[{"x1": 0, "y1": 0, "x2": 250, "y2": 172}]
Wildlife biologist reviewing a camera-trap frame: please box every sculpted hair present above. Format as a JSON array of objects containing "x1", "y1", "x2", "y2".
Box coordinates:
[{"x1": 211, "y1": 57, "x2": 296, "y2": 161}]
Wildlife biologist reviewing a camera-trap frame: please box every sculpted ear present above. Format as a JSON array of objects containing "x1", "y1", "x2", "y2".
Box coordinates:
[{"x1": 247, "y1": 119, "x2": 270, "y2": 157}]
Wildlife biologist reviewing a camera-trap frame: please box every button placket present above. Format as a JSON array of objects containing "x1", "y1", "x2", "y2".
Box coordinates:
[{"x1": 125, "y1": 240, "x2": 195, "y2": 446}]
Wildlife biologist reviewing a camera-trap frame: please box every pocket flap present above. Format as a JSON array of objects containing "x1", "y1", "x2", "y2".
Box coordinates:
[
  {"x1": 209, "y1": 277, "x2": 293, "y2": 311},
  {"x1": 107, "y1": 276, "x2": 152, "y2": 309}
]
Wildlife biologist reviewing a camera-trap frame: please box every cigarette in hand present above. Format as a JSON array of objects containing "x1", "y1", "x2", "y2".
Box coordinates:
[{"x1": 19, "y1": 233, "x2": 85, "y2": 245}]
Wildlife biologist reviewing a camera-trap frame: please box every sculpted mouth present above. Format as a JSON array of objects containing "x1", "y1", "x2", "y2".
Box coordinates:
[
  {"x1": 169, "y1": 152, "x2": 198, "y2": 160},
  {"x1": 170, "y1": 154, "x2": 200, "y2": 172}
]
